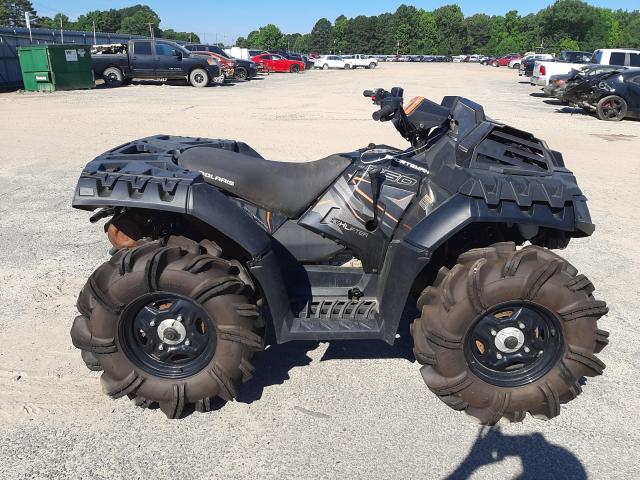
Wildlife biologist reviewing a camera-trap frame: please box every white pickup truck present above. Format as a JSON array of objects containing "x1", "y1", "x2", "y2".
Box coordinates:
[
  {"x1": 344, "y1": 54, "x2": 378, "y2": 69},
  {"x1": 531, "y1": 49, "x2": 640, "y2": 86},
  {"x1": 531, "y1": 50, "x2": 592, "y2": 86}
]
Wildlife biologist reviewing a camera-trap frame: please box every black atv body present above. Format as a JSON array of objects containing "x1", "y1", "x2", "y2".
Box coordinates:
[{"x1": 71, "y1": 88, "x2": 608, "y2": 423}]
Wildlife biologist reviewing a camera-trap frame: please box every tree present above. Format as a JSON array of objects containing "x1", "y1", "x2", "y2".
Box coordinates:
[
  {"x1": 37, "y1": 13, "x2": 72, "y2": 30},
  {"x1": 118, "y1": 7, "x2": 160, "y2": 36},
  {"x1": 310, "y1": 18, "x2": 333, "y2": 53},
  {"x1": 250, "y1": 24, "x2": 283, "y2": 49},
  {"x1": 0, "y1": 0, "x2": 37, "y2": 27},
  {"x1": 433, "y1": 5, "x2": 467, "y2": 54},
  {"x1": 161, "y1": 29, "x2": 199, "y2": 42}
]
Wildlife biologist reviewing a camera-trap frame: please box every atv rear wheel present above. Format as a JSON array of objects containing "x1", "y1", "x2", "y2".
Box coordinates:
[
  {"x1": 411, "y1": 242, "x2": 608, "y2": 425},
  {"x1": 71, "y1": 237, "x2": 263, "y2": 418},
  {"x1": 596, "y1": 95, "x2": 627, "y2": 121}
]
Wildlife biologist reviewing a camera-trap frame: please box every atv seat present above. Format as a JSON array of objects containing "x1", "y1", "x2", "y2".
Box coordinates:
[{"x1": 178, "y1": 146, "x2": 352, "y2": 218}]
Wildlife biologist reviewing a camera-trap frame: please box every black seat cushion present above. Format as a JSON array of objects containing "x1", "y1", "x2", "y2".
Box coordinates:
[{"x1": 177, "y1": 146, "x2": 352, "y2": 218}]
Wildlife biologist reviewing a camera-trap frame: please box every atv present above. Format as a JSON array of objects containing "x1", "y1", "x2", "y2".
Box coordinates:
[{"x1": 71, "y1": 87, "x2": 608, "y2": 424}]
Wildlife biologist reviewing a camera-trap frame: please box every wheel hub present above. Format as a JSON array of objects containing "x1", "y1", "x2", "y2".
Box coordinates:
[
  {"x1": 495, "y1": 327, "x2": 525, "y2": 353},
  {"x1": 157, "y1": 319, "x2": 187, "y2": 345}
]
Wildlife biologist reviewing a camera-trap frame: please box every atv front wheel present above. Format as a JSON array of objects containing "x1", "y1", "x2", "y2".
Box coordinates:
[
  {"x1": 412, "y1": 242, "x2": 608, "y2": 424},
  {"x1": 596, "y1": 95, "x2": 627, "y2": 121},
  {"x1": 71, "y1": 237, "x2": 263, "y2": 418}
]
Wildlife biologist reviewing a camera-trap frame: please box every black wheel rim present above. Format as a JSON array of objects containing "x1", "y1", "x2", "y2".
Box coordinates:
[
  {"x1": 107, "y1": 72, "x2": 118, "y2": 83},
  {"x1": 194, "y1": 73, "x2": 205, "y2": 85},
  {"x1": 236, "y1": 68, "x2": 247, "y2": 79},
  {"x1": 464, "y1": 302, "x2": 564, "y2": 387},
  {"x1": 602, "y1": 98, "x2": 622, "y2": 118},
  {"x1": 119, "y1": 292, "x2": 216, "y2": 379}
]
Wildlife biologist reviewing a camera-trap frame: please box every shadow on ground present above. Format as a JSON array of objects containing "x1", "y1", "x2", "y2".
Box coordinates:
[
  {"x1": 236, "y1": 303, "x2": 418, "y2": 403},
  {"x1": 444, "y1": 426, "x2": 586, "y2": 480}
]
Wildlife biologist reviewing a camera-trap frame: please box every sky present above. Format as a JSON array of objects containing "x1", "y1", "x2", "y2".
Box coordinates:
[{"x1": 31, "y1": 0, "x2": 640, "y2": 42}]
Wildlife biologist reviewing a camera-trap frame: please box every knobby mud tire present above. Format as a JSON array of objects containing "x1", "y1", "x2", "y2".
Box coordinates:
[
  {"x1": 71, "y1": 237, "x2": 263, "y2": 418},
  {"x1": 411, "y1": 242, "x2": 608, "y2": 424}
]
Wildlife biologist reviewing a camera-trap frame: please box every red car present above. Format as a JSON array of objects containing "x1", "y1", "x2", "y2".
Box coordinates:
[
  {"x1": 191, "y1": 51, "x2": 235, "y2": 79},
  {"x1": 251, "y1": 53, "x2": 305, "y2": 73},
  {"x1": 492, "y1": 53, "x2": 522, "y2": 67}
]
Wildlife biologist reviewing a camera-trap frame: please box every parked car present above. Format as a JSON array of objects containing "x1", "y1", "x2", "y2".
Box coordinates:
[
  {"x1": 562, "y1": 67, "x2": 640, "y2": 121},
  {"x1": 591, "y1": 48, "x2": 640, "y2": 67},
  {"x1": 251, "y1": 53, "x2": 305, "y2": 73},
  {"x1": 480, "y1": 56, "x2": 494, "y2": 65},
  {"x1": 92, "y1": 39, "x2": 222, "y2": 87},
  {"x1": 314, "y1": 55, "x2": 352, "y2": 69},
  {"x1": 491, "y1": 53, "x2": 522, "y2": 67},
  {"x1": 519, "y1": 54, "x2": 555, "y2": 77},
  {"x1": 190, "y1": 51, "x2": 235, "y2": 80},
  {"x1": 184, "y1": 44, "x2": 258, "y2": 80},
  {"x1": 543, "y1": 64, "x2": 624, "y2": 97}
]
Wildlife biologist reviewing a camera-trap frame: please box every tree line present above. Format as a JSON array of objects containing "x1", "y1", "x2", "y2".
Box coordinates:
[
  {"x1": 0, "y1": 1, "x2": 200, "y2": 42},
  {"x1": 236, "y1": 1, "x2": 640, "y2": 55}
]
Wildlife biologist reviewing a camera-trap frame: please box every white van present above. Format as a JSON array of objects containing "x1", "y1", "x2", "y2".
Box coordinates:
[{"x1": 591, "y1": 49, "x2": 640, "y2": 67}]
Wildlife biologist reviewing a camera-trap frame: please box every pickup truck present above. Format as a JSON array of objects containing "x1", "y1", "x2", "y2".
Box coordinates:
[
  {"x1": 349, "y1": 54, "x2": 378, "y2": 69},
  {"x1": 530, "y1": 50, "x2": 593, "y2": 86},
  {"x1": 92, "y1": 39, "x2": 222, "y2": 87}
]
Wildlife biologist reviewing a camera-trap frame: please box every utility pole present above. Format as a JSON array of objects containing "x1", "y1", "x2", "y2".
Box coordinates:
[
  {"x1": 25, "y1": 12, "x2": 32, "y2": 42},
  {"x1": 60, "y1": 16, "x2": 64, "y2": 43},
  {"x1": 93, "y1": 21, "x2": 97, "y2": 45},
  {"x1": 396, "y1": 40, "x2": 400, "y2": 57},
  {"x1": 146, "y1": 23, "x2": 155, "y2": 39}
]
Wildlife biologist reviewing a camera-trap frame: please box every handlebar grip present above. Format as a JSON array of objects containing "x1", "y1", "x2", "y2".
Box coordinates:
[
  {"x1": 372, "y1": 104, "x2": 396, "y2": 121},
  {"x1": 363, "y1": 90, "x2": 374, "y2": 97}
]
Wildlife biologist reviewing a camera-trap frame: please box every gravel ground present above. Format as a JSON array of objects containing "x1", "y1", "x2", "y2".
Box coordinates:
[{"x1": 0, "y1": 63, "x2": 638, "y2": 480}]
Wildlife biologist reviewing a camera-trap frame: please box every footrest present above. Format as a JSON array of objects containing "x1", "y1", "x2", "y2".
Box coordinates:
[{"x1": 283, "y1": 297, "x2": 384, "y2": 341}]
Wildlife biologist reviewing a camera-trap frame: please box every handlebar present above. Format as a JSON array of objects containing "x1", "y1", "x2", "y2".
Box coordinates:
[{"x1": 372, "y1": 104, "x2": 396, "y2": 121}]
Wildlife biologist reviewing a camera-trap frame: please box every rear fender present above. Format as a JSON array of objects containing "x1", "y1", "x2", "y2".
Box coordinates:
[{"x1": 73, "y1": 178, "x2": 294, "y2": 337}]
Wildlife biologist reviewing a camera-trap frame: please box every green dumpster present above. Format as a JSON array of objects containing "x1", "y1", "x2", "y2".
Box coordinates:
[{"x1": 18, "y1": 44, "x2": 95, "y2": 92}]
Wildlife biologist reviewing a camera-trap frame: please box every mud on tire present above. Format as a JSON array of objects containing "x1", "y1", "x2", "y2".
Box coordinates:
[
  {"x1": 411, "y1": 242, "x2": 609, "y2": 425},
  {"x1": 70, "y1": 237, "x2": 264, "y2": 418}
]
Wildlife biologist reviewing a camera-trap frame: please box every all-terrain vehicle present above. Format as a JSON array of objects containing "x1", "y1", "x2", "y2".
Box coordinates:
[{"x1": 71, "y1": 87, "x2": 608, "y2": 424}]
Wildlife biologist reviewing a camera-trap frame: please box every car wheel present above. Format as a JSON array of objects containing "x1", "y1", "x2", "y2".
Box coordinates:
[
  {"x1": 323, "y1": 64, "x2": 329, "y2": 70},
  {"x1": 344, "y1": 64, "x2": 351, "y2": 70},
  {"x1": 512, "y1": 63, "x2": 520, "y2": 69},
  {"x1": 234, "y1": 67, "x2": 248, "y2": 81},
  {"x1": 492, "y1": 61, "x2": 499, "y2": 67},
  {"x1": 290, "y1": 64, "x2": 300, "y2": 73},
  {"x1": 368, "y1": 62, "x2": 376, "y2": 69},
  {"x1": 596, "y1": 95, "x2": 628, "y2": 121},
  {"x1": 103, "y1": 67, "x2": 124, "y2": 88},
  {"x1": 189, "y1": 68, "x2": 209, "y2": 88}
]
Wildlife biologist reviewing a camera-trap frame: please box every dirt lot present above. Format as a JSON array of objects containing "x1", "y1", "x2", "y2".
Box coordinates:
[{"x1": 0, "y1": 63, "x2": 638, "y2": 479}]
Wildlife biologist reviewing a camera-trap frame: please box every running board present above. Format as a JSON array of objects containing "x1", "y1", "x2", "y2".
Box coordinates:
[{"x1": 280, "y1": 297, "x2": 384, "y2": 341}]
